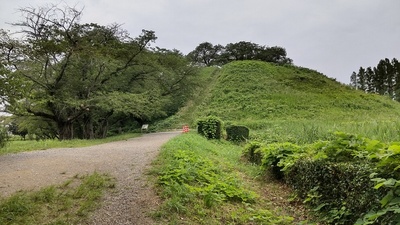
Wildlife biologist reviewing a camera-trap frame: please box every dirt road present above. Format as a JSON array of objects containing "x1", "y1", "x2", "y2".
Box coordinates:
[{"x1": 0, "y1": 131, "x2": 181, "y2": 224}]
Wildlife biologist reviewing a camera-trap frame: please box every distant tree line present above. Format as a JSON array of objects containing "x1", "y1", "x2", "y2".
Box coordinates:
[
  {"x1": 187, "y1": 41, "x2": 293, "y2": 66},
  {"x1": 350, "y1": 58, "x2": 400, "y2": 100},
  {"x1": 0, "y1": 4, "x2": 198, "y2": 140}
]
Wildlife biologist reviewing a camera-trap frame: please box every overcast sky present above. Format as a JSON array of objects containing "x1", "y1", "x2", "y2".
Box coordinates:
[{"x1": 1, "y1": 0, "x2": 399, "y2": 84}]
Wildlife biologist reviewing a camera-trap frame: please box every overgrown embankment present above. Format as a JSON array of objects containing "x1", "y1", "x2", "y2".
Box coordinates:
[
  {"x1": 151, "y1": 133, "x2": 308, "y2": 224},
  {"x1": 153, "y1": 60, "x2": 400, "y2": 224}
]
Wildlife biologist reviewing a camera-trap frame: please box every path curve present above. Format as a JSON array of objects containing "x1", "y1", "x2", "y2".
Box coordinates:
[{"x1": 0, "y1": 131, "x2": 181, "y2": 224}]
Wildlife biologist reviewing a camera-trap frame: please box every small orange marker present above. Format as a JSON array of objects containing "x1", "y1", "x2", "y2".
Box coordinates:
[{"x1": 182, "y1": 125, "x2": 189, "y2": 133}]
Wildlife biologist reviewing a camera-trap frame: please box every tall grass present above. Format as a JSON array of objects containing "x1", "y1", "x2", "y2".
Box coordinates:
[{"x1": 167, "y1": 61, "x2": 400, "y2": 144}]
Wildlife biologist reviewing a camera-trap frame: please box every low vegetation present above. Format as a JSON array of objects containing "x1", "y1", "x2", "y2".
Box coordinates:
[
  {"x1": 0, "y1": 132, "x2": 140, "y2": 156},
  {"x1": 150, "y1": 133, "x2": 300, "y2": 224},
  {"x1": 153, "y1": 60, "x2": 400, "y2": 224},
  {"x1": 0, "y1": 172, "x2": 114, "y2": 224},
  {"x1": 243, "y1": 132, "x2": 400, "y2": 224}
]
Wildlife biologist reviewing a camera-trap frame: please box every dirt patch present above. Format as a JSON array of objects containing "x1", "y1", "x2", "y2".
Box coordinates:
[{"x1": 0, "y1": 131, "x2": 180, "y2": 224}]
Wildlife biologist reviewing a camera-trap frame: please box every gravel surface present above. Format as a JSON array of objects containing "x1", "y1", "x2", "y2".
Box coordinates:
[{"x1": 0, "y1": 131, "x2": 181, "y2": 224}]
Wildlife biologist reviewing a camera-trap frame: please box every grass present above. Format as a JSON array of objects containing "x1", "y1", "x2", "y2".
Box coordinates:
[
  {"x1": 165, "y1": 61, "x2": 400, "y2": 144},
  {"x1": 150, "y1": 133, "x2": 314, "y2": 224},
  {"x1": 150, "y1": 60, "x2": 400, "y2": 224},
  {"x1": 0, "y1": 172, "x2": 115, "y2": 225},
  {"x1": 0, "y1": 132, "x2": 141, "y2": 156}
]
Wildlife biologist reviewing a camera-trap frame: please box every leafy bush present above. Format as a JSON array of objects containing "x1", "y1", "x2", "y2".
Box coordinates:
[
  {"x1": 242, "y1": 141, "x2": 264, "y2": 164},
  {"x1": 261, "y1": 142, "x2": 302, "y2": 180},
  {"x1": 242, "y1": 132, "x2": 400, "y2": 224},
  {"x1": 197, "y1": 116, "x2": 223, "y2": 139},
  {"x1": 226, "y1": 125, "x2": 249, "y2": 142},
  {"x1": 286, "y1": 159, "x2": 380, "y2": 224}
]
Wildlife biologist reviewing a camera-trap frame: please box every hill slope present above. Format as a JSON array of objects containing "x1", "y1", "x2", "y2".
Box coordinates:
[{"x1": 166, "y1": 61, "x2": 400, "y2": 143}]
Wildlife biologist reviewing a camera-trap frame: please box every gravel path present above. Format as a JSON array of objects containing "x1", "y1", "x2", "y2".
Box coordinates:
[{"x1": 0, "y1": 131, "x2": 181, "y2": 224}]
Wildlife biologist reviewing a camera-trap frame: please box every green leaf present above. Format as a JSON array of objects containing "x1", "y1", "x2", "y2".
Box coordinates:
[{"x1": 380, "y1": 190, "x2": 394, "y2": 207}]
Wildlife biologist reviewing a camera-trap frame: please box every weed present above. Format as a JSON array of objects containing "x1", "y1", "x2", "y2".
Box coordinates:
[{"x1": 0, "y1": 172, "x2": 114, "y2": 224}]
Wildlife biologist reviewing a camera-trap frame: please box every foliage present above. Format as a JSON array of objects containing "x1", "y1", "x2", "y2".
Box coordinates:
[
  {"x1": 242, "y1": 141, "x2": 264, "y2": 164},
  {"x1": 0, "y1": 126, "x2": 8, "y2": 148},
  {"x1": 0, "y1": 4, "x2": 198, "y2": 140},
  {"x1": 260, "y1": 142, "x2": 302, "y2": 180},
  {"x1": 286, "y1": 160, "x2": 379, "y2": 224},
  {"x1": 226, "y1": 125, "x2": 250, "y2": 142},
  {"x1": 7, "y1": 121, "x2": 28, "y2": 140},
  {"x1": 0, "y1": 172, "x2": 114, "y2": 224},
  {"x1": 197, "y1": 116, "x2": 223, "y2": 139},
  {"x1": 158, "y1": 149, "x2": 256, "y2": 204},
  {"x1": 151, "y1": 133, "x2": 295, "y2": 224},
  {"x1": 187, "y1": 41, "x2": 293, "y2": 66},
  {"x1": 186, "y1": 42, "x2": 223, "y2": 66},
  {"x1": 189, "y1": 60, "x2": 400, "y2": 144},
  {"x1": 350, "y1": 58, "x2": 400, "y2": 101},
  {"x1": 241, "y1": 132, "x2": 400, "y2": 224}
]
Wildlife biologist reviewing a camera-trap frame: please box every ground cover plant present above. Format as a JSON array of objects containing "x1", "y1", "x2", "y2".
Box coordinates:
[
  {"x1": 150, "y1": 132, "x2": 317, "y2": 224},
  {"x1": 0, "y1": 172, "x2": 114, "y2": 225}
]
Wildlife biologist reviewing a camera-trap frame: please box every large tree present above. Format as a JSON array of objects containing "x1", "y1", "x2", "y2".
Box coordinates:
[
  {"x1": 187, "y1": 42, "x2": 223, "y2": 66},
  {"x1": 188, "y1": 41, "x2": 292, "y2": 66},
  {"x1": 350, "y1": 58, "x2": 400, "y2": 100},
  {"x1": 1, "y1": 4, "x2": 158, "y2": 139}
]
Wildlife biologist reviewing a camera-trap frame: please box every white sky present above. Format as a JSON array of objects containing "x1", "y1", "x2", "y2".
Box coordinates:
[{"x1": 1, "y1": 0, "x2": 399, "y2": 84}]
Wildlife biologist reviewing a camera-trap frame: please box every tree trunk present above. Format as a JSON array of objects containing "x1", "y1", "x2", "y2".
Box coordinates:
[
  {"x1": 58, "y1": 121, "x2": 74, "y2": 140},
  {"x1": 82, "y1": 115, "x2": 95, "y2": 139}
]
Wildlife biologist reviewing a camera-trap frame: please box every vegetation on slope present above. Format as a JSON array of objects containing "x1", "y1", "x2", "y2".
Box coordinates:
[
  {"x1": 153, "y1": 60, "x2": 400, "y2": 224},
  {"x1": 192, "y1": 60, "x2": 400, "y2": 143}
]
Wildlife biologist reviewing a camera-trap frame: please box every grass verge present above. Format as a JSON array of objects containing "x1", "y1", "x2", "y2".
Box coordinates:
[
  {"x1": 150, "y1": 132, "x2": 313, "y2": 224},
  {"x1": 0, "y1": 132, "x2": 141, "y2": 156},
  {"x1": 0, "y1": 172, "x2": 115, "y2": 225}
]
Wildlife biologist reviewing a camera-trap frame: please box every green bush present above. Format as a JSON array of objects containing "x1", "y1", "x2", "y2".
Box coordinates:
[
  {"x1": 242, "y1": 141, "x2": 264, "y2": 164},
  {"x1": 261, "y1": 142, "x2": 302, "y2": 180},
  {"x1": 242, "y1": 132, "x2": 400, "y2": 224},
  {"x1": 286, "y1": 159, "x2": 380, "y2": 224},
  {"x1": 197, "y1": 116, "x2": 222, "y2": 139},
  {"x1": 226, "y1": 125, "x2": 249, "y2": 142}
]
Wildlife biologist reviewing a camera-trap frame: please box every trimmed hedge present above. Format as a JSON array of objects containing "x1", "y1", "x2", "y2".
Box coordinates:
[
  {"x1": 286, "y1": 159, "x2": 381, "y2": 224},
  {"x1": 197, "y1": 116, "x2": 222, "y2": 140},
  {"x1": 242, "y1": 132, "x2": 400, "y2": 224},
  {"x1": 226, "y1": 125, "x2": 249, "y2": 142}
]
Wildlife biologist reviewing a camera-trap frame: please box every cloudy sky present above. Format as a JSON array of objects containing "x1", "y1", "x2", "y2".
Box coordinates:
[{"x1": 1, "y1": 0, "x2": 399, "y2": 83}]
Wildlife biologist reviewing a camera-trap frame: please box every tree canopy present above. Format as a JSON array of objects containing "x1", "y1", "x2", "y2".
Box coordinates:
[
  {"x1": 187, "y1": 41, "x2": 292, "y2": 66},
  {"x1": 350, "y1": 58, "x2": 400, "y2": 101},
  {"x1": 0, "y1": 4, "x2": 198, "y2": 140}
]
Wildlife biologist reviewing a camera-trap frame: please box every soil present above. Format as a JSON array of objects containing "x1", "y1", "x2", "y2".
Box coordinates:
[{"x1": 0, "y1": 131, "x2": 181, "y2": 224}]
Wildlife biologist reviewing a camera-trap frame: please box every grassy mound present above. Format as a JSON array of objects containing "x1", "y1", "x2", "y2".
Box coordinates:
[{"x1": 190, "y1": 61, "x2": 400, "y2": 143}]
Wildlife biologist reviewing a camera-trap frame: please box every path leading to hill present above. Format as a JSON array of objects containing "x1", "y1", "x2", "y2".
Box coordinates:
[{"x1": 0, "y1": 131, "x2": 181, "y2": 224}]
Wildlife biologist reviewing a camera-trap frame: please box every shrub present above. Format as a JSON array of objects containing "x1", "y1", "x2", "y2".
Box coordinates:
[
  {"x1": 261, "y1": 142, "x2": 301, "y2": 180},
  {"x1": 242, "y1": 141, "x2": 264, "y2": 164},
  {"x1": 197, "y1": 116, "x2": 222, "y2": 139},
  {"x1": 286, "y1": 159, "x2": 380, "y2": 224},
  {"x1": 226, "y1": 125, "x2": 249, "y2": 142}
]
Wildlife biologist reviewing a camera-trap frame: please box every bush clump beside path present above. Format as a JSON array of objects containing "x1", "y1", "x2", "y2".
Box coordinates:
[{"x1": 243, "y1": 132, "x2": 400, "y2": 224}]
